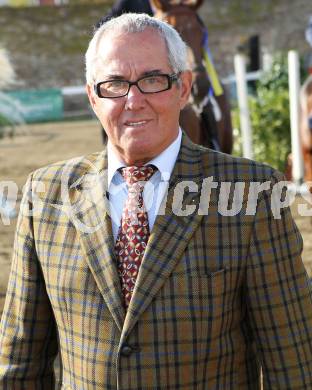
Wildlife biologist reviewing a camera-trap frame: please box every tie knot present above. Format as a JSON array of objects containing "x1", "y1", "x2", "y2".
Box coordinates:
[{"x1": 120, "y1": 165, "x2": 156, "y2": 186}]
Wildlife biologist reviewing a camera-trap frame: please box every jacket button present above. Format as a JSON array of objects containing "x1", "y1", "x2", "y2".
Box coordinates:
[{"x1": 120, "y1": 345, "x2": 133, "y2": 357}]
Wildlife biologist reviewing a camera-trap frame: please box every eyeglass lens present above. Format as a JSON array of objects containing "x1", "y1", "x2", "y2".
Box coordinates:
[{"x1": 98, "y1": 75, "x2": 170, "y2": 98}]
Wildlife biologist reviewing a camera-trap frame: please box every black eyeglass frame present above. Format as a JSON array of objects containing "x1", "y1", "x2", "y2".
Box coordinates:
[{"x1": 94, "y1": 73, "x2": 180, "y2": 99}]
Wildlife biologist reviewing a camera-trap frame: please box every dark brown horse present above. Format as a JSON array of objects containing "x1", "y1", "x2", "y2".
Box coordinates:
[{"x1": 152, "y1": 0, "x2": 233, "y2": 153}]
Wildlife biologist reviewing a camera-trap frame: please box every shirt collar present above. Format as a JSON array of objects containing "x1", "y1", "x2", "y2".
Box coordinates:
[
  {"x1": 107, "y1": 128, "x2": 182, "y2": 187},
  {"x1": 107, "y1": 143, "x2": 125, "y2": 187}
]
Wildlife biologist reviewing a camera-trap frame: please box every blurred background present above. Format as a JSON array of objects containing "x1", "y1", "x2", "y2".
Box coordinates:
[{"x1": 1, "y1": 0, "x2": 312, "y2": 321}]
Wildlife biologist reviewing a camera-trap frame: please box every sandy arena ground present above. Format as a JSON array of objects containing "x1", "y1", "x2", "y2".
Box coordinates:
[{"x1": 0, "y1": 120, "x2": 311, "y2": 316}]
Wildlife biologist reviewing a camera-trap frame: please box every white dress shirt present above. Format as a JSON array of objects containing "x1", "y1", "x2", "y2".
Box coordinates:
[{"x1": 107, "y1": 129, "x2": 182, "y2": 241}]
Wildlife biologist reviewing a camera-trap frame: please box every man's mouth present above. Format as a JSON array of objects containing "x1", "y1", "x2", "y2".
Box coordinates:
[{"x1": 125, "y1": 120, "x2": 149, "y2": 127}]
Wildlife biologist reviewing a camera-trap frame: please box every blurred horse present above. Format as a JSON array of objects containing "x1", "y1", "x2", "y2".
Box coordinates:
[
  {"x1": 152, "y1": 0, "x2": 233, "y2": 153},
  {"x1": 285, "y1": 75, "x2": 312, "y2": 190},
  {"x1": 300, "y1": 75, "x2": 312, "y2": 184}
]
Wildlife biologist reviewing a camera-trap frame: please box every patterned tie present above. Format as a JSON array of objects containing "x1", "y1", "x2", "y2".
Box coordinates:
[{"x1": 114, "y1": 165, "x2": 156, "y2": 308}]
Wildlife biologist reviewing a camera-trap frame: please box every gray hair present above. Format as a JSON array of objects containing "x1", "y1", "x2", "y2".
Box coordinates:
[{"x1": 85, "y1": 13, "x2": 189, "y2": 85}]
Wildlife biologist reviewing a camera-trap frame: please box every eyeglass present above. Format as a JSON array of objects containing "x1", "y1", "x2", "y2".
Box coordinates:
[{"x1": 94, "y1": 73, "x2": 180, "y2": 98}]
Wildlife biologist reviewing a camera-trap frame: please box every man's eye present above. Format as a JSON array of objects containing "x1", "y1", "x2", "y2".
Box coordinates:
[
  {"x1": 145, "y1": 77, "x2": 160, "y2": 84},
  {"x1": 146, "y1": 77, "x2": 157, "y2": 83},
  {"x1": 106, "y1": 81, "x2": 126, "y2": 90}
]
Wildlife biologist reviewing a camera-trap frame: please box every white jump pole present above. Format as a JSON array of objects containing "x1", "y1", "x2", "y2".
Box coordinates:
[
  {"x1": 234, "y1": 54, "x2": 253, "y2": 159},
  {"x1": 288, "y1": 50, "x2": 304, "y2": 185}
]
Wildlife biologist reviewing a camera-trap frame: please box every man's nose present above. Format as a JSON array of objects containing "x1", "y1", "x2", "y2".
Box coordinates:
[{"x1": 124, "y1": 85, "x2": 145, "y2": 110}]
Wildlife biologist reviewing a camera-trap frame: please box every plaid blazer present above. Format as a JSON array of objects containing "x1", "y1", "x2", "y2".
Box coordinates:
[{"x1": 1, "y1": 134, "x2": 312, "y2": 390}]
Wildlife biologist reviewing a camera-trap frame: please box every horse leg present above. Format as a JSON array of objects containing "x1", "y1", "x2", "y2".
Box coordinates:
[{"x1": 179, "y1": 104, "x2": 202, "y2": 144}]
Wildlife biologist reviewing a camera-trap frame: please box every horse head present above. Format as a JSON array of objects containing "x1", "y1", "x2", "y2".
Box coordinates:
[
  {"x1": 152, "y1": 0, "x2": 210, "y2": 103},
  {"x1": 151, "y1": 0, "x2": 204, "y2": 12}
]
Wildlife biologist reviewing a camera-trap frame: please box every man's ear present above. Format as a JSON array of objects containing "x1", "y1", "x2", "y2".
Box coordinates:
[
  {"x1": 179, "y1": 70, "x2": 193, "y2": 110},
  {"x1": 86, "y1": 84, "x2": 97, "y2": 111}
]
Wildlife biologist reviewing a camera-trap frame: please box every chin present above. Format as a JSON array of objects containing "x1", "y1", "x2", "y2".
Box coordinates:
[
  {"x1": 127, "y1": 138, "x2": 151, "y2": 152},
  {"x1": 124, "y1": 143, "x2": 155, "y2": 165}
]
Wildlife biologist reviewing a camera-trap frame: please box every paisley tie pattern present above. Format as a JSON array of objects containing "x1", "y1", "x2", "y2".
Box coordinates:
[{"x1": 114, "y1": 165, "x2": 156, "y2": 308}]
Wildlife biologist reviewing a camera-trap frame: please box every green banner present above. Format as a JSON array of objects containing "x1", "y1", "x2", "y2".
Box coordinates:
[{"x1": 6, "y1": 89, "x2": 63, "y2": 123}]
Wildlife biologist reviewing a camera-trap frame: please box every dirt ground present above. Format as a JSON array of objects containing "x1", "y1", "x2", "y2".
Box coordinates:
[
  {"x1": 0, "y1": 120, "x2": 311, "y2": 316},
  {"x1": 0, "y1": 120, "x2": 102, "y2": 313}
]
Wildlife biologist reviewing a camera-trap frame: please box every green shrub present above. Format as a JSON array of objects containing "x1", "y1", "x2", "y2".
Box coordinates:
[
  {"x1": 0, "y1": 113, "x2": 12, "y2": 139},
  {"x1": 232, "y1": 54, "x2": 305, "y2": 172}
]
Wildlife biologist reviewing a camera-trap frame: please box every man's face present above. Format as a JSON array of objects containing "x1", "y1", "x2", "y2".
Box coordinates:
[{"x1": 87, "y1": 28, "x2": 192, "y2": 165}]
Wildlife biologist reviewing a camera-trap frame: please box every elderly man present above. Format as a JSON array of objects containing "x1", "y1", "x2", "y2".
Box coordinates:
[{"x1": 1, "y1": 13, "x2": 312, "y2": 390}]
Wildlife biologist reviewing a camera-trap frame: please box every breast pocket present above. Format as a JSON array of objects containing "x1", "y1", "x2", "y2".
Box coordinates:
[
  {"x1": 193, "y1": 268, "x2": 242, "y2": 362},
  {"x1": 156, "y1": 268, "x2": 228, "y2": 332},
  {"x1": 150, "y1": 268, "x2": 230, "y2": 363},
  {"x1": 192, "y1": 268, "x2": 228, "y2": 331},
  {"x1": 191, "y1": 268, "x2": 226, "y2": 293}
]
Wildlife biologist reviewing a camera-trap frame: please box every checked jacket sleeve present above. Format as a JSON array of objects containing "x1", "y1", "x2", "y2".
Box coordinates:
[
  {"x1": 245, "y1": 172, "x2": 312, "y2": 389},
  {"x1": 0, "y1": 174, "x2": 58, "y2": 389}
]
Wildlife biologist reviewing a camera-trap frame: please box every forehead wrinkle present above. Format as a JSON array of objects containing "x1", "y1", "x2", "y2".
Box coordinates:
[
  {"x1": 96, "y1": 60, "x2": 169, "y2": 81},
  {"x1": 93, "y1": 30, "x2": 172, "y2": 81},
  {"x1": 104, "y1": 69, "x2": 165, "y2": 80}
]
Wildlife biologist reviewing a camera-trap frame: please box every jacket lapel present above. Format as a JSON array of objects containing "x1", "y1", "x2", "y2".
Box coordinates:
[
  {"x1": 123, "y1": 135, "x2": 205, "y2": 337},
  {"x1": 71, "y1": 150, "x2": 125, "y2": 331},
  {"x1": 68, "y1": 136, "x2": 213, "y2": 335}
]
